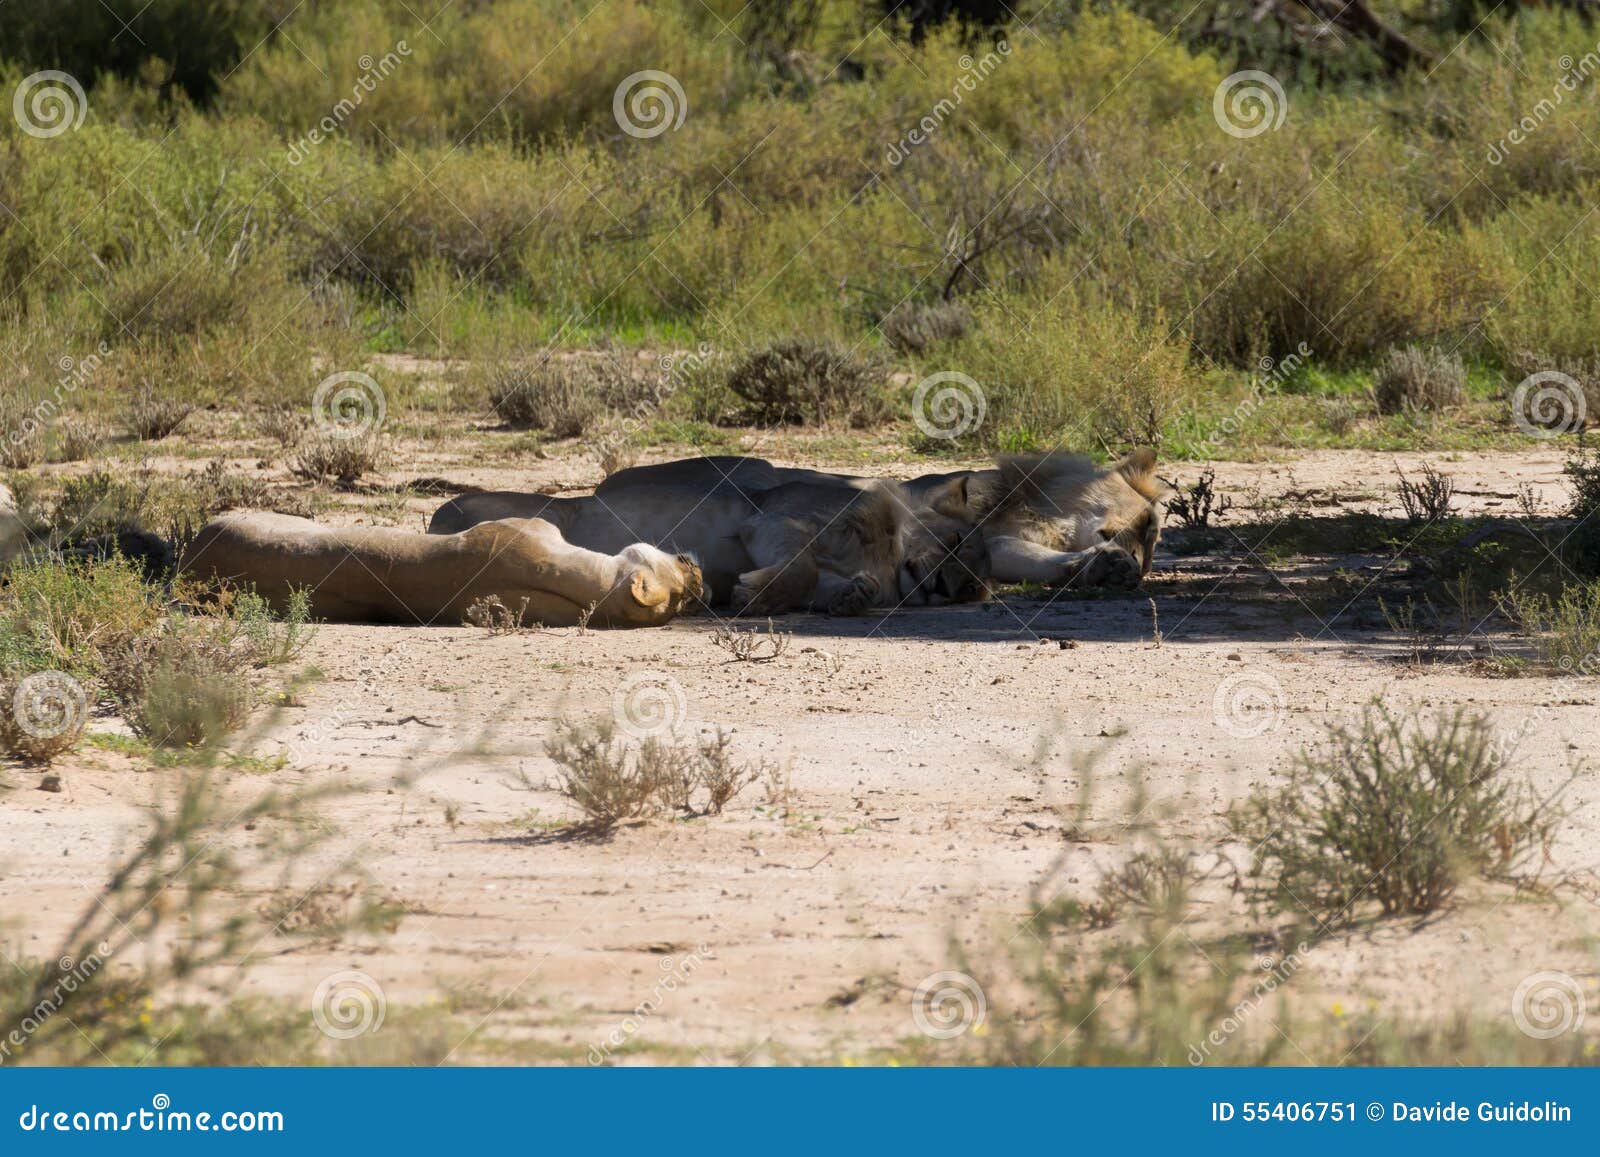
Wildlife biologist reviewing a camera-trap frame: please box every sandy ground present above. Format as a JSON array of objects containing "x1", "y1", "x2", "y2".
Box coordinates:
[{"x1": 5, "y1": 442, "x2": 1599, "y2": 1063}]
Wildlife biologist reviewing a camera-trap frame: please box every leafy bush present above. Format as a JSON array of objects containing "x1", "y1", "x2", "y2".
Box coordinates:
[
  {"x1": 1374, "y1": 346, "x2": 1467, "y2": 414},
  {"x1": 951, "y1": 298, "x2": 1202, "y2": 450},
  {"x1": 1232, "y1": 705, "x2": 1568, "y2": 924},
  {"x1": 0, "y1": 0, "x2": 272, "y2": 105},
  {"x1": 1562, "y1": 446, "x2": 1600, "y2": 519},
  {"x1": 724, "y1": 341, "x2": 890, "y2": 427}
]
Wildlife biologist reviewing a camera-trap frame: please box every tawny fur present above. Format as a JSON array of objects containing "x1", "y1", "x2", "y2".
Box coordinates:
[{"x1": 180, "y1": 512, "x2": 703, "y2": 628}]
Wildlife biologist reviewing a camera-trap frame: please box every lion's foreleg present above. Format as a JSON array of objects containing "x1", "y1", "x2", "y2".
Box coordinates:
[{"x1": 986, "y1": 535, "x2": 1140, "y2": 590}]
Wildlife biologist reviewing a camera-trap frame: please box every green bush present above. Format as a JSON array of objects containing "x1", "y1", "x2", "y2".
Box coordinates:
[{"x1": 1232, "y1": 704, "x2": 1567, "y2": 924}]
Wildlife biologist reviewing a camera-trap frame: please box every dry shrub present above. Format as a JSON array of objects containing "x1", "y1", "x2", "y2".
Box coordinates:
[
  {"x1": 1394, "y1": 462, "x2": 1455, "y2": 522},
  {"x1": 93, "y1": 588, "x2": 310, "y2": 749},
  {"x1": 255, "y1": 403, "x2": 309, "y2": 450},
  {"x1": 724, "y1": 341, "x2": 891, "y2": 427},
  {"x1": 1374, "y1": 345, "x2": 1467, "y2": 415},
  {"x1": 100, "y1": 621, "x2": 254, "y2": 748},
  {"x1": 1500, "y1": 581, "x2": 1600, "y2": 676},
  {"x1": 463, "y1": 594, "x2": 532, "y2": 635},
  {"x1": 880, "y1": 300, "x2": 973, "y2": 355},
  {"x1": 487, "y1": 362, "x2": 604, "y2": 437},
  {"x1": 543, "y1": 720, "x2": 769, "y2": 830},
  {"x1": 49, "y1": 417, "x2": 109, "y2": 463},
  {"x1": 290, "y1": 431, "x2": 386, "y2": 486},
  {"x1": 122, "y1": 389, "x2": 194, "y2": 441},
  {"x1": 0, "y1": 393, "x2": 44, "y2": 469},
  {"x1": 0, "y1": 670, "x2": 85, "y2": 764},
  {"x1": 1231, "y1": 704, "x2": 1570, "y2": 924}
]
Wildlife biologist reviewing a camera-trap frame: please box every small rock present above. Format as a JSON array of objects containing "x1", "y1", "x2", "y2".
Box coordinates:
[
  {"x1": 1226, "y1": 652, "x2": 1243, "y2": 661},
  {"x1": 37, "y1": 774, "x2": 62, "y2": 793}
]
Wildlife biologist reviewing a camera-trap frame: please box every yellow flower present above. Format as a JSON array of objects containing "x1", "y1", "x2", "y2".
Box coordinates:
[{"x1": 1332, "y1": 1002, "x2": 1346, "y2": 1018}]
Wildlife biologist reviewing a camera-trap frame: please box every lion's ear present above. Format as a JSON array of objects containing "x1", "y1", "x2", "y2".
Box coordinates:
[
  {"x1": 629, "y1": 571, "x2": 671, "y2": 608},
  {"x1": 1115, "y1": 448, "x2": 1163, "y2": 501},
  {"x1": 1117, "y1": 447, "x2": 1157, "y2": 478},
  {"x1": 926, "y1": 475, "x2": 974, "y2": 520}
]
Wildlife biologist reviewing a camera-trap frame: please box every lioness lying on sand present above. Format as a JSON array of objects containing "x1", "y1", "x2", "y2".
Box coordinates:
[
  {"x1": 432, "y1": 450, "x2": 1162, "y2": 607},
  {"x1": 598, "y1": 450, "x2": 1163, "y2": 592},
  {"x1": 430, "y1": 473, "x2": 979, "y2": 615},
  {"x1": 180, "y1": 512, "x2": 703, "y2": 628}
]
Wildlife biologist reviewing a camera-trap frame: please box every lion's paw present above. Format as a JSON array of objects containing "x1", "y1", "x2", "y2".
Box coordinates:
[
  {"x1": 825, "y1": 573, "x2": 880, "y2": 616},
  {"x1": 1068, "y1": 547, "x2": 1145, "y2": 592}
]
